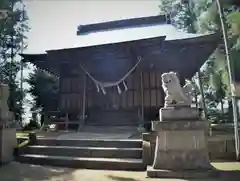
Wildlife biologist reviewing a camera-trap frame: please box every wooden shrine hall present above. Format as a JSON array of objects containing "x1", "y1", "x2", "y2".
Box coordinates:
[{"x1": 20, "y1": 15, "x2": 220, "y2": 130}]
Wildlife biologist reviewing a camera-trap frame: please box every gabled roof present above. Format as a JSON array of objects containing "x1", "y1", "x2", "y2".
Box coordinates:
[
  {"x1": 20, "y1": 15, "x2": 221, "y2": 80},
  {"x1": 20, "y1": 36, "x2": 167, "y2": 77},
  {"x1": 25, "y1": 15, "x2": 212, "y2": 52},
  {"x1": 45, "y1": 24, "x2": 205, "y2": 52},
  {"x1": 72, "y1": 15, "x2": 203, "y2": 49},
  {"x1": 20, "y1": 33, "x2": 220, "y2": 80}
]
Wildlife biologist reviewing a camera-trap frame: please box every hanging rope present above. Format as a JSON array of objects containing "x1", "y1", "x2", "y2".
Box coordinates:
[{"x1": 79, "y1": 56, "x2": 142, "y2": 95}]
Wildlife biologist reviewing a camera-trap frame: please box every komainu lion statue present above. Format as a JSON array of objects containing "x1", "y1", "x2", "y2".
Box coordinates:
[{"x1": 161, "y1": 72, "x2": 194, "y2": 107}]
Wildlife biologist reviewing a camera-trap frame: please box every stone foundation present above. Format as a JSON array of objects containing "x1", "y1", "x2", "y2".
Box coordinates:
[
  {"x1": 159, "y1": 106, "x2": 199, "y2": 121},
  {"x1": 152, "y1": 120, "x2": 212, "y2": 170},
  {"x1": 147, "y1": 107, "x2": 216, "y2": 178},
  {"x1": 142, "y1": 131, "x2": 236, "y2": 163},
  {"x1": 147, "y1": 166, "x2": 218, "y2": 179}
]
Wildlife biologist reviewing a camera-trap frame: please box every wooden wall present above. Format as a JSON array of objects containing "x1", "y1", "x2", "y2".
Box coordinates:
[
  {"x1": 59, "y1": 70, "x2": 164, "y2": 112},
  {"x1": 142, "y1": 71, "x2": 164, "y2": 108},
  {"x1": 60, "y1": 76, "x2": 84, "y2": 112}
]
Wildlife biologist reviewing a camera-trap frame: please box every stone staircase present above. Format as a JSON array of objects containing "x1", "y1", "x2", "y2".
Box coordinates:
[{"x1": 17, "y1": 138, "x2": 145, "y2": 170}]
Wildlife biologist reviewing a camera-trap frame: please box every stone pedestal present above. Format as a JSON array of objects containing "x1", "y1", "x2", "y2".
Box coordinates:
[
  {"x1": 0, "y1": 128, "x2": 17, "y2": 165},
  {"x1": 0, "y1": 84, "x2": 16, "y2": 165},
  {"x1": 147, "y1": 107, "x2": 217, "y2": 179},
  {"x1": 0, "y1": 84, "x2": 11, "y2": 127}
]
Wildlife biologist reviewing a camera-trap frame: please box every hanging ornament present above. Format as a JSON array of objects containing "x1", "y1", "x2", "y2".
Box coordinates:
[
  {"x1": 79, "y1": 55, "x2": 142, "y2": 95},
  {"x1": 96, "y1": 84, "x2": 100, "y2": 92},
  {"x1": 100, "y1": 85, "x2": 106, "y2": 95},
  {"x1": 117, "y1": 85, "x2": 122, "y2": 94},
  {"x1": 123, "y1": 81, "x2": 128, "y2": 91}
]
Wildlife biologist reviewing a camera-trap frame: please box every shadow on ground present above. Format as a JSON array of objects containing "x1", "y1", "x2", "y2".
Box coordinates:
[
  {"x1": 215, "y1": 170, "x2": 240, "y2": 181},
  {"x1": 107, "y1": 175, "x2": 141, "y2": 181},
  {"x1": 188, "y1": 170, "x2": 240, "y2": 181},
  {"x1": 0, "y1": 162, "x2": 239, "y2": 181},
  {"x1": 0, "y1": 162, "x2": 74, "y2": 181},
  {"x1": 106, "y1": 170, "x2": 240, "y2": 181}
]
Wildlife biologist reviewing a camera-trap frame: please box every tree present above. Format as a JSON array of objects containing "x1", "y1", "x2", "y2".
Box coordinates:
[
  {"x1": 0, "y1": 0, "x2": 29, "y2": 123},
  {"x1": 159, "y1": 0, "x2": 212, "y2": 119},
  {"x1": 162, "y1": 0, "x2": 239, "y2": 115},
  {"x1": 159, "y1": 0, "x2": 240, "y2": 160},
  {"x1": 215, "y1": 0, "x2": 240, "y2": 160},
  {"x1": 26, "y1": 68, "x2": 59, "y2": 126}
]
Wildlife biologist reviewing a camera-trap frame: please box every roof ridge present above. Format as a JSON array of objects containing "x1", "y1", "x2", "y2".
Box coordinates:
[{"x1": 77, "y1": 14, "x2": 171, "y2": 35}]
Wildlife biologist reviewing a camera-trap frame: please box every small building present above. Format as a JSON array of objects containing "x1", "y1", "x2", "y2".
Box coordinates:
[{"x1": 20, "y1": 15, "x2": 220, "y2": 130}]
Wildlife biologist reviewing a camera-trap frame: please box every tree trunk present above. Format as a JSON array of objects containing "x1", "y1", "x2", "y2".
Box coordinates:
[
  {"x1": 220, "y1": 99, "x2": 224, "y2": 115},
  {"x1": 220, "y1": 98, "x2": 225, "y2": 123},
  {"x1": 197, "y1": 71, "x2": 208, "y2": 120},
  {"x1": 40, "y1": 114, "x2": 44, "y2": 126},
  {"x1": 228, "y1": 100, "x2": 233, "y2": 122}
]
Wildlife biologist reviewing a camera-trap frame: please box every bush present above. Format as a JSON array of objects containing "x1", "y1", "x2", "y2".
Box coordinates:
[{"x1": 22, "y1": 120, "x2": 40, "y2": 131}]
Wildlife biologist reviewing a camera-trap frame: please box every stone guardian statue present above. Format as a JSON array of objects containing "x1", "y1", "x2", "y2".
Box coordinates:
[{"x1": 161, "y1": 71, "x2": 194, "y2": 107}]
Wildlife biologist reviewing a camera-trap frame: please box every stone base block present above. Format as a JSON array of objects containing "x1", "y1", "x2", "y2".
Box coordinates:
[
  {"x1": 152, "y1": 118, "x2": 212, "y2": 170},
  {"x1": 147, "y1": 166, "x2": 219, "y2": 179},
  {"x1": 153, "y1": 149, "x2": 211, "y2": 170},
  {"x1": 159, "y1": 107, "x2": 199, "y2": 121}
]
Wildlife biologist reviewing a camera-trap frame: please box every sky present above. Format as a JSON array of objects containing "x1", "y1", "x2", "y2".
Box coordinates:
[
  {"x1": 21, "y1": 0, "x2": 162, "y2": 121},
  {"x1": 23, "y1": 0, "x2": 161, "y2": 53}
]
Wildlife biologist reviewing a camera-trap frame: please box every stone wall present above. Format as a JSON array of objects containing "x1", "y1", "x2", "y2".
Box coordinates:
[{"x1": 142, "y1": 132, "x2": 236, "y2": 165}]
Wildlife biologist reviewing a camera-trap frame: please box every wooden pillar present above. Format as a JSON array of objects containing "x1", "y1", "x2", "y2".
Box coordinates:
[
  {"x1": 78, "y1": 74, "x2": 86, "y2": 131},
  {"x1": 197, "y1": 71, "x2": 208, "y2": 119},
  {"x1": 140, "y1": 71, "x2": 144, "y2": 121},
  {"x1": 65, "y1": 113, "x2": 69, "y2": 130}
]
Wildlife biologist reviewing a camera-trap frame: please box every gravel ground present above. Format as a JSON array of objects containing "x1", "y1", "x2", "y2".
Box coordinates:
[{"x1": 0, "y1": 162, "x2": 240, "y2": 181}]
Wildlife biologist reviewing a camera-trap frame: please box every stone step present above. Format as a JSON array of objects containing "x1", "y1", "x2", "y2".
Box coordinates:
[
  {"x1": 36, "y1": 138, "x2": 142, "y2": 148},
  {"x1": 18, "y1": 154, "x2": 145, "y2": 171},
  {"x1": 80, "y1": 126, "x2": 138, "y2": 133},
  {"x1": 86, "y1": 122, "x2": 139, "y2": 126},
  {"x1": 17, "y1": 137, "x2": 28, "y2": 144},
  {"x1": 26, "y1": 145, "x2": 142, "y2": 159}
]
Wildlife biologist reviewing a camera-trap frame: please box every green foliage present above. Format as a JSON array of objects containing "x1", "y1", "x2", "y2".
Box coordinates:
[
  {"x1": 228, "y1": 11, "x2": 240, "y2": 24},
  {"x1": 159, "y1": 0, "x2": 240, "y2": 122},
  {"x1": 22, "y1": 119, "x2": 40, "y2": 131},
  {"x1": 26, "y1": 68, "x2": 59, "y2": 113},
  {"x1": 0, "y1": 0, "x2": 29, "y2": 123},
  {"x1": 0, "y1": 0, "x2": 29, "y2": 60}
]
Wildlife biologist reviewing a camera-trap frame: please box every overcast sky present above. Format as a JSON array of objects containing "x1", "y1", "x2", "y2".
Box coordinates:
[{"x1": 23, "y1": 0, "x2": 161, "y2": 53}]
